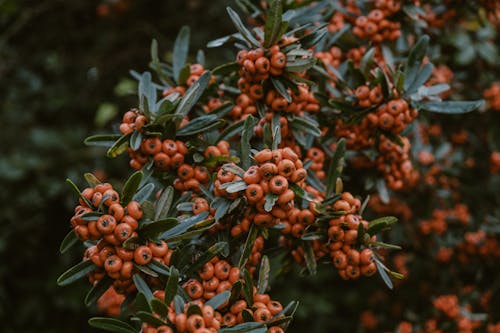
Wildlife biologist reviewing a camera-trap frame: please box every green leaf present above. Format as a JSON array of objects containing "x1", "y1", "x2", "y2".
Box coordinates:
[
  {"x1": 135, "y1": 264, "x2": 159, "y2": 277},
  {"x1": 81, "y1": 212, "x2": 103, "y2": 221},
  {"x1": 218, "y1": 119, "x2": 245, "y2": 142},
  {"x1": 121, "y1": 171, "x2": 144, "y2": 206},
  {"x1": 84, "y1": 173, "x2": 101, "y2": 187},
  {"x1": 241, "y1": 268, "x2": 254, "y2": 305},
  {"x1": 107, "y1": 133, "x2": 131, "y2": 158},
  {"x1": 285, "y1": 57, "x2": 316, "y2": 72},
  {"x1": 303, "y1": 241, "x2": 317, "y2": 275},
  {"x1": 415, "y1": 100, "x2": 484, "y2": 114},
  {"x1": 132, "y1": 183, "x2": 155, "y2": 204},
  {"x1": 205, "y1": 290, "x2": 231, "y2": 310},
  {"x1": 221, "y1": 163, "x2": 245, "y2": 177},
  {"x1": 325, "y1": 138, "x2": 345, "y2": 198},
  {"x1": 155, "y1": 186, "x2": 174, "y2": 220},
  {"x1": 84, "y1": 134, "x2": 122, "y2": 147},
  {"x1": 301, "y1": 232, "x2": 325, "y2": 241},
  {"x1": 238, "y1": 224, "x2": 259, "y2": 268},
  {"x1": 175, "y1": 71, "x2": 212, "y2": 119},
  {"x1": 374, "y1": 258, "x2": 393, "y2": 290},
  {"x1": 176, "y1": 115, "x2": 224, "y2": 136},
  {"x1": 220, "y1": 180, "x2": 247, "y2": 193},
  {"x1": 135, "y1": 311, "x2": 167, "y2": 326},
  {"x1": 218, "y1": 322, "x2": 266, "y2": 333},
  {"x1": 267, "y1": 315, "x2": 294, "y2": 327},
  {"x1": 59, "y1": 230, "x2": 78, "y2": 254},
  {"x1": 135, "y1": 292, "x2": 152, "y2": 313},
  {"x1": 173, "y1": 26, "x2": 190, "y2": 83},
  {"x1": 240, "y1": 115, "x2": 256, "y2": 170},
  {"x1": 226, "y1": 7, "x2": 261, "y2": 48},
  {"x1": 289, "y1": 116, "x2": 321, "y2": 137},
  {"x1": 57, "y1": 260, "x2": 95, "y2": 286},
  {"x1": 88, "y1": 317, "x2": 136, "y2": 333},
  {"x1": 147, "y1": 259, "x2": 171, "y2": 277},
  {"x1": 405, "y1": 62, "x2": 433, "y2": 95},
  {"x1": 404, "y1": 35, "x2": 429, "y2": 92},
  {"x1": 164, "y1": 267, "x2": 179, "y2": 306},
  {"x1": 140, "y1": 218, "x2": 179, "y2": 239},
  {"x1": 85, "y1": 276, "x2": 113, "y2": 307},
  {"x1": 228, "y1": 281, "x2": 243, "y2": 307},
  {"x1": 65, "y1": 178, "x2": 92, "y2": 207},
  {"x1": 133, "y1": 274, "x2": 154, "y2": 301},
  {"x1": 174, "y1": 295, "x2": 185, "y2": 314},
  {"x1": 163, "y1": 218, "x2": 216, "y2": 243},
  {"x1": 186, "y1": 242, "x2": 229, "y2": 274},
  {"x1": 264, "y1": 0, "x2": 283, "y2": 47},
  {"x1": 368, "y1": 216, "x2": 398, "y2": 235},
  {"x1": 213, "y1": 61, "x2": 240, "y2": 76},
  {"x1": 271, "y1": 77, "x2": 292, "y2": 103},
  {"x1": 150, "y1": 298, "x2": 169, "y2": 318},
  {"x1": 159, "y1": 212, "x2": 209, "y2": 239},
  {"x1": 129, "y1": 131, "x2": 143, "y2": 151},
  {"x1": 264, "y1": 193, "x2": 279, "y2": 212},
  {"x1": 257, "y1": 255, "x2": 270, "y2": 294}
]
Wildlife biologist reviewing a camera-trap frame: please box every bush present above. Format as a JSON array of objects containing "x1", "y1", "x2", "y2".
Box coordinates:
[{"x1": 6, "y1": 0, "x2": 500, "y2": 332}]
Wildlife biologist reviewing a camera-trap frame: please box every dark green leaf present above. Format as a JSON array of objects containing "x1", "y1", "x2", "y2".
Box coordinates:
[
  {"x1": 186, "y1": 242, "x2": 229, "y2": 274},
  {"x1": 173, "y1": 26, "x2": 190, "y2": 83},
  {"x1": 135, "y1": 311, "x2": 166, "y2": 326},
  {"x1": 241, "y1": 268, "x2": 254, "y2": 305},
  {"x1": 132, "y1": 183, "x2": 155, "y2": 204},
  {"x1": 135, "y1": 292, "x2": 152, "y2": 313},
  {"x1": 174, "y1": 295, "x2": 185, "y2": 314},
  {"x1": 289, "y1": 116, "x2": 321, "y2": 137},
  {"x1": 88, "y1": 317, "x2": 136, "y2": 333},
  {"x1": 271, "y1": 77, "x2": 291, "y2": 102},
  {"x1": 176, "y1": 115, "x2": 224, "y2": 136},
  {"x1": 129, "y1": 131, "x2": 143, "y2": 151},
  {"x1": 155, "y1": 186, "x2": 174, "y2": 220},
  {"x1": 65, "y1": 178, "x2": 92, "y2": 207},
  {"x1": 150, "y1": 298, "x2": 169, "y2": 318},
  {"x1": 301, "y1": 232, "x2": 325, "y2": 241},
  {"x1": 164, "y1": 267, "x2": 179, "y2": 306},
  {"x1": 404, "y1": 35, "x2": 429, "y2": 92},
  {"x1": 374, "y1": 258, "x2": 393, "y2": 290},
  {"x1": 240, "y1": 115, "x2": 256, "y2": 170},
  {"x1": 147, "y1": 259, "x2": 171, "y2": 277},
  {"x1": 133, "y1": 274, "x2": 154, "y2": 301},
  {"x1": 257, "y1": 255, "x2": 270, "y2": 294},
  {"x1": 226, "y1": 7, "x2": 261, "y2": 48},
  {"x1": 238, "y1": 224, "x2": 259, "y2": 268},
  {"x1": 325, "y1": 138, "x2": 345, "y2": 198},
  {"x1": 205, "y1": 290, "x2": 231, "y2": 309},
  {"x1": 285, "y1": 57, "x2": 316, "y2": 72},
  {"x1": 84, "y1": 276, "x2": 113, "y2": 307},
  {"x1": 376, "y1": 179, "x2": 390, "y2": 204},
  {"x1": 57, "y1": 260, "x2": 95, "y2": 286},
  {"x1": 84, "y1": 134, "x2": 122, "y2": 147},
  {"x1": 303, "y1": 241, "x2": 317, "y2": 275},
  {"x1": 264, "y1": 193, "x2": 279, "y2": 212},
  {"x1": 175, "y1": 71, "x2": 212, "y2": 119},
  {"x1": 368, "y1": 216, "x2": 398, "y2": 235},
  {"x1": 140, "y1": 218, "x2": 179, "y2": 239},
  {"x1": 213, "y1": 61, "x2": 240, "y2": 75},
  {"x1": 107, "y1": 133, "x2": 131, "y2": 158},
  {"x1": 415, "y1": 100, "x2": 484, "y2": 114},
  {"x1": 264, "y1": 0, "x2": 283, "y2": 47},
  {"x1": 121, "y1": 171, "x2": 144, "y2": 205},
  {"x1": 59, "y1": 230, "x2": 78, "y2": 254},
  {"x1": 218, "y1": 322, "x2": 266, "y2": 333},
  {"x1": 134, "y1": 264, "x2": 159, "y2": 277},
  {"x1": 228, "y1": 281, "x2": 243, "y2": 307}
]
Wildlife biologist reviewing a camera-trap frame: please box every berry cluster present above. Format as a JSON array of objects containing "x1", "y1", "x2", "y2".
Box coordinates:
[
  {"x1": 264, "y1": 85, "x2": 319, "y2": 114},
  {"x1": 353, "y1": 9, "x2": 401, "y2": 43},
  {"x1": 326, "y1": 194, "x2": 377, "y2": 280},
  {"x1": 132, "y1": 138, "x2": 188, "y2": 171},
  {"x1": 71, "y1": 183, "x2": 141, "y2": 242},
  {"x1": 173, "y1": 164, "x2": 210, "y2": 193},
  {"x1": 237, "y1": 46, "x2": 287, "y2": 94}
]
